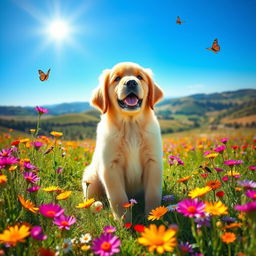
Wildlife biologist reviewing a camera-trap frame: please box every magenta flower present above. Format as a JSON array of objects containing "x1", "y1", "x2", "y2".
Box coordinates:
[
  {"x1": 23, "y1": 172, "x2": 40, "y2": 184},
  {"x1": 56, "y1": 167, "x2": 64, "y2": 174},
  {"x1": 35, "y1": 106, "x2": 48, "y2": 115},
  {"x1": 203, "y1": 150, "x2": 211, "y2": 156},
  {"x1": 92, "y1": 233, "x2": 121, "y2": 256},
  {"x1": 245, "y1": 190, "x2": 256, "y2": 200},
  {"x1": 0, "y1": 157, "x2": 18, "y2": 167},
  {"x1": 249, "y1": 166, "x2": 256, "y2": 171},
  {"x1": 31, "y1": 226, "x2": 47, "y2": 241},
  {"x1": 237, "y1": 180, "x2": 256, "y2": 189},
  {"x1": 224, "y1": 160, "x2": 243, "y2": 166},
  {"x1": 0, "y1": 148, "x2": 13, "y2": 157},
  {"x1": 168, "y1": 155, "x2": 184, "y2": 166},
  {"x1": 53, "y1": 215, "x2": 76, "y2": 230},
  {"x1": 179, "y1": 241, "x2": 194, "y2": 253},
  {"x1": 32, "y1": 141, "x2": 44, "y2": 149},
  {"x1": 222, "y1": 176, "x2": 229, "y2": 182},
  {"x1": 220, "y1": 138, "x2": 229, "y2": 144},
  {"x1": 39, "y1": 203, "x2": 64, "y2": 218},
  {"x1": 27, "y1": 186, "x2": 41, "y2": 192},
  {"x1": 177, "y1": 199, "x2": 205, "y2": 218},
  {"x1": 214, "y1": 167, "x2": 225, "y2": 172},
  {"x1": 213, "y1": 145, "x2": 226, "y2": 153},
  {"x1": 235, "y1": 201, "x2": 256, "y2": 212},
  {"x1": 23, "y1": 161, "x2": 36, "y2": 170},
  {"x1": 103, "y1": 226, "x2": 116, "y2": 233}
]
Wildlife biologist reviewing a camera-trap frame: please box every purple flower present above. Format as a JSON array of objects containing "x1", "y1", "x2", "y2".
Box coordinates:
[
  {"x1": 177, "y1": 199, "x2": 205, "y2": 218},
  {"x1": 53, "y1": 215, "x2": 76, "y2": 230},
  {"x1": 23, "y1": 172, "x2": 40, "y2": 184},
  {"x1": 214, "y1": 167, "x2": 225, "y2": 172},
  {"x1": 222, "y1": 216, "x2": 237, "y2": 223},
  {"x1": 35, "y1": 106, "x2": 48, "y2": 115},
  {"x1": 245, "y1": 190, "x2": 256, "y2": 200},
  {"x1": 27, "y1": 186, "x2": 41, "y2": 192},
  {"x1": 23, "y1": 161, "x2": 36, "y2": 170},
  {"x1": 92, "y1": 233, "x2": 121, "y2": 256},
  {"x1": 31, "y1": 226, "x2": 47, "y2": 240},
  {"x1": 168, "y1": 155, "x2": 184, "y2": 166},
  {"x1": 167, "y1": 204, "x2": 178, "y2": 212},
  {"x1": 237, "y1": 180, "x2": 256, "y2": 189},
  {"x1": 0, "y1": 148, "x2": 13, "y2": 157},
  {"x1": 56, "y1": 167, "x2": 64, "y2": 174},
  {"x1": 249, "y1": 166, "x2": 256, "y2": 171},
  {"x1": 224, "y1": 160, "x2": 243, "y2": 166},
  {"x1": 103, "y1": 226, "x2": 116, "y2": 233},
  {"x1": 0, "y1": 157, "x2": 18, "y2": 167},
  {"x1": 179, "y1": 241, "x2": 194, "y2": 253},
  {"x1": 194, "y1": 213, "x2": 211, "y2": 228},
  {"x1": 163, "y1": 195, "x2": 175, "y2": 201},
  {"x1": 235, "y1": 201, "x2": 256, "y2": 212},
  {"x1": 39, "y1": 203, "x2": 64, "y2": 218},
  {"x1": 214, "y1": 145, "x2": 226, "y2": 153},
  {"x1": 129, "y1": 199, "x2": 137, "y2": 204}
]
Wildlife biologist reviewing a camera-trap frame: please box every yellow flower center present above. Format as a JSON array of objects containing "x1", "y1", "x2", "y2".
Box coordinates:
[
  {"x1": 101, "y1": 241, "x2": 111, "y2": 251},
  {"x1": 187, "y1": 206, "x2": 196, "y2": 213},
  {"x1": 46, "y1": 210, "x2": 56, "y2": 216},
  {"x1": 61, "y1": 221, "x2": 69, "y2": 226}
]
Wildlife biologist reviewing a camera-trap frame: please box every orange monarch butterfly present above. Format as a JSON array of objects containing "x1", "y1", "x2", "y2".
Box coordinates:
[
  {"x1": 38, "y1": 69, "x2": 51, "y2": 81},
  {"x1": 176, "y1": 16, "x2": 185, "y2": 24},
  {"x1": 206, "y1": 39, "x2": 220, "y2": 53}
]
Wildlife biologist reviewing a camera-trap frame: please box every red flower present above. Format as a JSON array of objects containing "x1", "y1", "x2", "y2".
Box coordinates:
[
  {"x1": 133, "y1": 224, "x2": 145, "y2": 233},
  {"x1": 231, "y1": 145, "x2": 239, "y2": 150},
  {"x1": 201, "y1": 173, "x2": 208, "y2": 178},
  {"x1": 124, "y1": 223, "x2": 132, "y2": 229},
  {"x1": 11, "y1": 140, "x2": 20, "y2": 146},
  {"x1": 216, "y1": 191, "x2": 225, "y2": 197}
]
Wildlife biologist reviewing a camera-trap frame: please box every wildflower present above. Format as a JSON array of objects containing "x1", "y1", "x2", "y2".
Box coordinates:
[
  {"x1": 56, "y1": 167, "x2": 64, "y2": 174},
  {"x1": 138, "y1": 224, "x2": 177, "y2": 254},
  {"x1": 91, "y1": 201, "x2": 104, "y2": 212},
  {"x1": 214, "y1": 145, "x2": 226, "y2": 153},
  {"x1": 205, "y1": 201, "x2": 228, "y2": 216},
  {"x1": 133, "y1": 224, "x2": 145, "y2": 233},
  {"x1": 20, "y1": 138, "x2": 30, "y2": 143},
  {"x1": 23, "y1": 172, "x2": 40, "y2": 184},
  {"x1": 168, "y1": 155, "x2": 184, "y2": 165},
  {"x1": 189, "y1": 186, "x2": 212, "y2": 199},
  {"x1": 222, "y1": 222, "x2": 242, "y2": 230},
  {"x1": 179, "y1": 241, "x2": 194, "y2": 253},
  {"x1": 0, "y1": 157, "x2": 18, "y2": 167},
  {"x1": 100, "y1": 226, "x2": 116, "y2": 235},
  {"x1": 11, "y1": 140, "x2": 20, "y2": 146},
  {"x1": 92, "y1": 233, "x2": 121, "y2": 256},
  {"x1": 0, "y1": 224, "x2": 30, "y2": 246},
  {"x1": 53, "y1": 215, "x2": 76, "y2": 230},
  {"x1": 38, "y1": 248, "x2": 55, "y2": 256},
  {"x1": 0, "y1": 174, "x2": 7, "y2": 184},
  {"x1": 237, "y1": 180, "x2": 256, "y2": 189},
  {"x1": 177, "y1": 176, "x2": 191, "y2": 183},
  {"x1": 23, "y1": 161, "x2": 36, "y2": 170},
  {"x1": 224, "y1": 160, "x2": 243, "y2": 166},
  {"x1": 231, "y1": 145, "x2": 239, "y2": 150},
  {"x1": 249, "y1": 166, "x2": 256, "y2": 171},
  {"x1": 227, "y1": 171, "x2": 241, "y2": 178},
  {"x1": 221, "y1": 232, "x2": 236, "y2": 244},
  {"x1": 31, "y1": 226, "x2": 47, "y2": 241},
  {"x1": 18, "y1": 195, "x2": 38, "y2": 213},
  {"x1": 162, "y1": 195, "x2": 175, "y2": 201},
  {"x1": 124, "y1": 223, "x2": 132, "y2": 229},
  {"x1": 194, "y1": 213, "x2": 211, "y2": 228},
  {"x1": 206, "y1": 180, "x2": 221, "y2": 190},
  {"x1": 35, "y1": 106, "x2": 48, "y2": 115},
  {"x1": 56, "y1": 191, "x2": 72, "y2": 200},
  {"x1": 0, "y1": 148, "x2": 13, "y2": 157},
  {"x1": 76, "y1": 198, "x2": 95, "y2": 208},
  {"x1": 32, "y1": 141, "x2": 43, "y2": 149},
  {"x1": 221, "y1": 138, "x2": 229, "y2": 144},
  {"x1": 80, "y1": 233, "x2": 92, "y2": 244},
  {"x1": 148, "y1": 206, "x2": 169, "y2": 221},
  {"x1": 205, "y1": 153, "x2": 218, "y2": 159},
  {"x1": 235, "y1": 201, "x2": 256, "y2": 212},
  {"x1": 245, "y1": 190, "x2": 256, "y2": 200},
  {"x1": 167, "y1": 204, "x2": 178, "y2": 212},
  {"x1": 122, "y1": 202, "x2": 133, "y2": 208},
  {"x1": 129, "y1": 198, "x2": 138, "y2": 204},
  {"x1": 50, "y1": 131, "x2": 63, "y2": 137},
  {"x1": 27, "y1": 186, "x2": 41, "y2": 192},
  {"x1": 9, "y1": 165, "x2": 17, "y2": 171},
  {"x1": 214, "y1": 167, "x2": 225, "y2": 172},
  {"x1": 81, "y1": 244, "x2": 91, "y2": 251},
  {"x1": 216, "y1": 191, "x2": 225, "y2": 198},
  {"x1": 201, "y1": 173, "x2": 208, "y2": 178},
  {"x1": 39, "y1": 203, "x2": 64, "y2": 218},
  {"x1": 43, "y1": 186, "x2": 60, "y2": 192},
  {"x1": 177, "y1": 198, "x2": 205, "y2": 218},
  {"x1": 222, "y1": 176, "x2": 229, "y2": 182}
]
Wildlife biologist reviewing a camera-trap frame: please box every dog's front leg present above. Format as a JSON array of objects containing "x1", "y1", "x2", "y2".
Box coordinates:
[
  {"x1": 101, "y1": 166, "x2": 131, "y2": 222},
  {"x1": 143, "y1": 160, "x2": 163, "y2": 215}
]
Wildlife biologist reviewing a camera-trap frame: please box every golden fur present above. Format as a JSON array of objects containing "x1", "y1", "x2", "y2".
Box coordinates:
[{"x1": 82, "y1": 62, "x2": 163, "y2": 221}]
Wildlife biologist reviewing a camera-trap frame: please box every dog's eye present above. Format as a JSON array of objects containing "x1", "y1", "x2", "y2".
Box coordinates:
[
  {"x1": 114, "y1": 76, "x2": 121, "y2": 82},
  {"x1": 137, "y1": 75, "x2": 143, "y2": 80}
]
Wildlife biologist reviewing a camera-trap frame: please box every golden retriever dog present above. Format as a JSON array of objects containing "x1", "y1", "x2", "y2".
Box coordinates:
[{"x1": 82, "y1": 62, "x2": 163, "y2": 221}]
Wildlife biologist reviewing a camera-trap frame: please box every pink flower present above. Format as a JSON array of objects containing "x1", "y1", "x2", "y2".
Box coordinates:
[
  {"x1": 23, "y1": 172, "x2": 40, "y2": 184},
  {"x1": 220, "y1": 138, "x2": 229, "y2": 144},
  {"x1": 31, "y1": 226, "x2": 47, "y2": 240},
  {"x1": 168, "y1": 155, "x2": 184, "y2": 166},
  {"x1": 53, "y1": 215, "x2": 76, "y2": 230},
  {"x1": 39, "y1": 203, "x2": 64, "y2": 218},
  {"x1": 103, "y1": 226, "x2": 116, "y2": 233},
  {"x1": 249, "y1": 166, "x2": 256, "y2": 171},
  {"x1": 245, "y1": 190, "x2": 256, "y2": 200},
  {"x1": 214, "y1": 167, "x2": 225, "y2": 172},
  {"x1": 92, "y1": 233, "x2": 121, "y2": 256},
  {"x1": 213, "y1": 145, "x2": 226, "y2": 153},
  {"x1": 222, "y1": 176, "x2": 229, "y2": 182},
  {"x1": 0, "y1": 148, "x2": 13, "y2": 157},
  {"x1": 177, "y1": 199, "x2": 205, "y2": 218},
  {"x1": 235, "y1": 201, "x2": 256, "y2": 212},
  {"x1": 23, "y1": 161, "x2": 36, "y2": 170},
  {"x1": 0, "y1": 157, "x2": 19, "y2": 167},
  {"x1": 35, "y1": 106, "x2": 48, "y2": 115},
  {"x1": 224, "y1": 160, "x2": 243, "y2": 166},
  {"x1": 32, "y1": 141, "x2": 44, "y2": 149},
  {"x1": 27, "y1": 186, "x2": 41, "y2": 192}
]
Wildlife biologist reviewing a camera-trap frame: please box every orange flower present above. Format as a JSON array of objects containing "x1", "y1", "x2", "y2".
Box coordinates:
[
  {"x1": 222, "y1": 222, "x2": 243, "y2": 230},
  {"x1": 18, "y1": 195, "x2": 38, "y2": 213},
  {"x1": 148, "y1": 206, "x2": 168, "y2": 221},
  {"x1": 206, "y1": 180, "x2": 221, "y2": 190},
  {"x1": 123, "y1": 202, "x2": 132, "y2": 208},
  {"x1": 177, "y1": 176, "x2": 191, "y2": 183},
  {"x1": 205, "y1": 201, "x2": 228, "y2": 216},
  {"x1": 50, "y1": 131, "x2": 63, "y2": 137},
  {"x1": 0, "y1": 174, "x2": 7, "y2": 184},
  {"x1": 221, "y1": 232, "x2": 236, "y2": 244}
]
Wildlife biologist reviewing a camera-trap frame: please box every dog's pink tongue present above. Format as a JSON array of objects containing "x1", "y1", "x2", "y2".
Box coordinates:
[{"x1": 124, "y1": 95, "x2": 138, "y2": 106}]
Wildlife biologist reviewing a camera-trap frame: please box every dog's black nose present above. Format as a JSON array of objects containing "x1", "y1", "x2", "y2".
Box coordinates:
[{"x1": 126, "y1": 80, "x2": 138, "y2": 89}]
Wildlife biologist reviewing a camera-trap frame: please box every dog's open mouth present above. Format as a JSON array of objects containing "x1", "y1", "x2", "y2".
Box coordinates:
[{"x1": 118, "y1": 93, "x2": 142, "y2": 110}]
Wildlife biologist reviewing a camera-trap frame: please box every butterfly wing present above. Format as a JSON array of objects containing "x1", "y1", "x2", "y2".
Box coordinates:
[
  {"x1": 38, "y1": 70, "x2": 46, "y2": 81},
  {"x1": 176, "y1": 16, "x2": 181, "y2": 24},
  {"x1": 212, "y1": 39, "x2": 220, "y2": 52}
]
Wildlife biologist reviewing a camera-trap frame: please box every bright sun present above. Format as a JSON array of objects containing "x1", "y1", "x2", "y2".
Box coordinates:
[{"x1": 48, "y1": 20, "x2": 70, "y2": 40}]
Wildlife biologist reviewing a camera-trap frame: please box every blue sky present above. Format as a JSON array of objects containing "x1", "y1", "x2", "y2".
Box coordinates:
[{"x1": 0, "y1": 0, "x2": 255, "y2": 106}]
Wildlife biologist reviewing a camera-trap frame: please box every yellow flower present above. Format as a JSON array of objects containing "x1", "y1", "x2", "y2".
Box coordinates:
[
  {"x1": 56, "y1": 191, "x2": 72, "y2": 200},
  {"x1": 30, "y1": 129, "x2": 36, "y2": 133},
  {"x1": 0, "y1": 224, "x2": 30, "y2": 246},
  {"x1": 0, "y1": 174, "x2": 7, "y2": 184},
  {"x1": 9, "y1": 165, "x2": 17, "y2": 171},
  {"x1": 205, "y1": 153, "x2": 218, "y2": 159},
  {"x1": 177, "y1": 176, "x2": 191, "y2": 183},
  {"x1": 76, "y1": 198, "x2": 95, "y2": 208},
  {"x1": 189, "y1": 186, "x2": 212, "y2": 199},
  {"x1": 50, "y1": 131, "x2": 63, "y2": 137},
  {"x1": 148, "y1": 206, "x2": 168, "y2": 221},
  {"x1": 205, "y1": 201, "x2": 228, "y2": 216},
  {"x1": 18, "y1": 195, "x2": 38, "y2": 213},
  {"x1": 221, "y1": 232, "x2": 236, "y2": 244},
  {"x1": 43, "y1": 186, "x2": 61, "y2": 192},
  {"x1": 138, "y1": 224, "x2": 177, "y2": 254},
  {"x1": 20, "y1": 138, "x2": 30, "y2": 143},
  {"x1": 227, "y1": 171, "x2": 240, "y2": 177}
]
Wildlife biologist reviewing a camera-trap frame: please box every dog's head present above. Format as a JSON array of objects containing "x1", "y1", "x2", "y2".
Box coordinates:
[{"x1": 91, "y1": 62, "x2": 163, "y2": 116}]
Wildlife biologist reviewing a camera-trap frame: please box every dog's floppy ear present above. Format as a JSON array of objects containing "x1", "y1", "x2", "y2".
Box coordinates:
[
  {"x1": 90, "y1": 69, "x2": 111, "y2": 113},
  {"x1": 144, "y1": 68, "x2": 164, "y2": 110}
]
